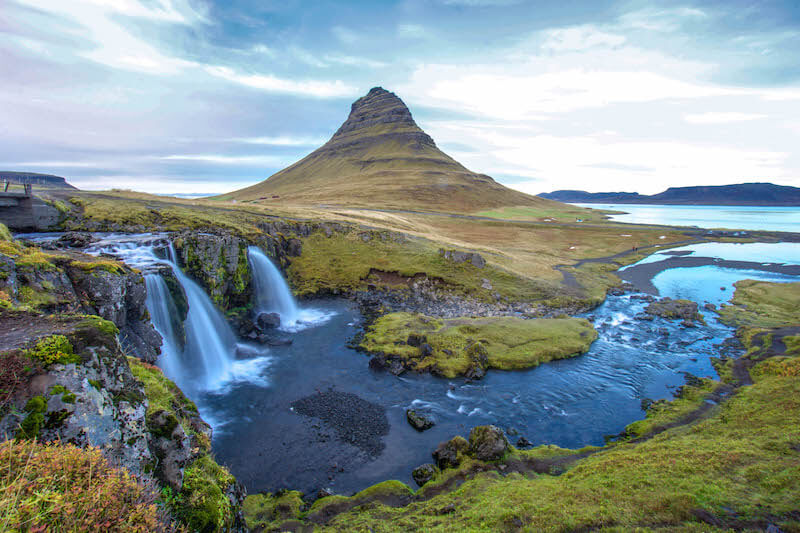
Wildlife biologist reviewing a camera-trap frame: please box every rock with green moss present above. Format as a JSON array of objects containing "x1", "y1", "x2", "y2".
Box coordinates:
[
  {"x1": 645, "y1": 297, "x2": 702, "y2": 322},
  {"x1": 406, "y1": 409, "x2": 435, "y2": 431},
  {"x1": 468, "y1": 425, "x2": 509, "y2": 461},
  {"x1": 173, "y1": 232, "x2": 253, "y2": 311},
  {"x1": 432, "y1": 435, "x2": 470, "y2": 469},
  {"x1": 412, "y1": 463, "x2": 437, "y2": 487},
  {"x1": 361, "y1": 312, "x2": 598, "y2": 378}
]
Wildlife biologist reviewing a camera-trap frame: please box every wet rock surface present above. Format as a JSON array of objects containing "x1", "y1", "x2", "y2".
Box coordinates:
[
  {"x1": 645, "y1": 297, "x2": 702, "y2": 322},
  {"x1": 406, "y1": 409, "x2": 435, "y2": 431},
  {"x1": 291, "y1": 390, "x2": 389, "y2": 457},
  {"x1": 412, "y1": 463, "x2": 437, "y2": 487}
]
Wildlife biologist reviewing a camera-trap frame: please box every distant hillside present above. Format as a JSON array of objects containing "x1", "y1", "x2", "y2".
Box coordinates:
[
  {"x1": 219, "y1": 87, "x2": 555, "y2": 213},
  {"x1": 0, "y1": 171, "x2": 77, "y2": 190},
  {"x1": 540, "y1": 183, "x2": 800, "y2": 206}
]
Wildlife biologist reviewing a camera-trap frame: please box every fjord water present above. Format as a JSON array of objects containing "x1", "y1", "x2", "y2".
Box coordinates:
[
  {"x1": 87, "y1": 235, "x2": 800, "y2": 496},
  {"x1": 575, "y1": 203, "x2": 800, "y2": 232}
]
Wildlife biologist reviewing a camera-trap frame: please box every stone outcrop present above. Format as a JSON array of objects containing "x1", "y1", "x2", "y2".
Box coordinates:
[
  {"x1": 439, "y1": 248, "x2": 486, "y2": 268},
  {"x1": 0, "y1": 314, "x2": 152, "y2": 477},
  {"x1": 0, "y1": 250, "x2": 162, "y2": 363}
]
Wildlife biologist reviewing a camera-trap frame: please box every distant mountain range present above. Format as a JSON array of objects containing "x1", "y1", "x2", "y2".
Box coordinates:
[
  {"x1": 0, "y1": 171, "x2": 77, "y2": 190},
  {"x1": 539, "y1": 183, "x2": 800, "y2": 206},
  {"x1": 219, "y1": 87, "x2": 551, "y2": 213}
]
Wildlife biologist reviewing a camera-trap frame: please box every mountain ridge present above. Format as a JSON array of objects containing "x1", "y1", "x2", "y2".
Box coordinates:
[
  {"x1": 0, "y1": 171, "x2": 77, "y2": 190},
  {"x1": 219, "y1": 87, "x2": 551, "y2": 213},
  {"x1": 539, "y1": 182, "x2": 800, "y2": 206}
]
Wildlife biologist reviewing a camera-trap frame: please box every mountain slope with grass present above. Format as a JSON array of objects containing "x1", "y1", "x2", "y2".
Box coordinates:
[{"x1": 219, "y1": 87, "x2": 557, "y2": 213}]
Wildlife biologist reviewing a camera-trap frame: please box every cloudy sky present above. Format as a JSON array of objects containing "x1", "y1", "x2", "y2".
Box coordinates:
[{"x1": 2, "y1": 0, "x2": 799, "y2": 195}]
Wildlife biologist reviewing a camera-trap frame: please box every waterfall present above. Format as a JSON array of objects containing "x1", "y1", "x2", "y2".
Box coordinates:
[
  {"x1": 247, "y1": 246, "x2": 299, "y2": 326},
  {"x1": 168, "y1": 264, "x2": 238, "y2": 391},
  {"x1": 144, "y1": 274, "x2": 183, "y2": 384}
]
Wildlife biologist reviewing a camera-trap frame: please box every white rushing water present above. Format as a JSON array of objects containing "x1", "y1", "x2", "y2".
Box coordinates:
[
  {"x1": 247, "y1": 246, "x2": 299, "y2": 325},
  {"x1": 247, "y1": 245, "x2": 334, "y2": 332}
]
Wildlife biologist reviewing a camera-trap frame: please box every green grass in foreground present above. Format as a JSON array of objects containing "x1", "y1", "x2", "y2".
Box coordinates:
[{"x1": 360, "y1": 312, "x2": 597, "y2": 377}]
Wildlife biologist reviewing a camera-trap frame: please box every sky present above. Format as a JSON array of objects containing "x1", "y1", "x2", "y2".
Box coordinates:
[{"x1": 2, "y1": 0, "x2": 800, "y2": 196}]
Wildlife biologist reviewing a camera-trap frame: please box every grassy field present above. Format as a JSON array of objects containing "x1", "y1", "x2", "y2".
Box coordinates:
[
  {"x1": 56, "y1": 190, "x2": 693, "y2": 306},
  {"x1": 718, "y1": 280, "x2": 800, "y2": 329}
]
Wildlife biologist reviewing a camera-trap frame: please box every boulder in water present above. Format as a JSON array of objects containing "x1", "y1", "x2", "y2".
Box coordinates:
[
  {"x1": 257, "y1": 312, "x2": 281, "y2": 330},
  {"x1": 406, "y1": 409, "x2": 435, "y2": 431}
]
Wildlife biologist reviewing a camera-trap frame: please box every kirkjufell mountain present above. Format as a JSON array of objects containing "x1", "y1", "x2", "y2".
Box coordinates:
[{"x1": 221, "y1": 87, "x2": 550, "y2": 212}]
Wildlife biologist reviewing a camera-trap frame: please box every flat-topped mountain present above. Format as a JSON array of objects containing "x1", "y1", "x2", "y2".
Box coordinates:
[
  {"x1": 540, "y1": 183, "x2": 800, "y2": 206},
  {"x1": 220, "y1": 87, "x2": 549, "y2": 212},
  {"x1": 0, "y1": 171, "x2": 77, "y2": 190}
]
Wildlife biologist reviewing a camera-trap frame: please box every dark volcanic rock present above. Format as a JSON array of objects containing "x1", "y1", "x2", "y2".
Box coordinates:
[
  {"x1": 57, "y1": 232, "x2": 96, "y2": 248},
  {"x1": 645, "y1": 297, "x2": 701, "y2": 321},
  {"x1": 406, "y1": 409, "x2": 435, "y2": 431},
  {"x1": 516, "y1": 436, "x2": 533, "y2": 448},
  {"x1": 412, "y1": 463, "x2": 437, "y2": 487},
  {"x1": 291, "y1": 391, "x2": 389, "y2": 457},
  {"x1": 468, "y1": 425, "x2": 509, "y2": 461},
  {"x1": 432, "y1": 436, "x2": 469, "y2": 470},
  {"x1": 407, "y1": 333, "x2": 426, "y2": 347},
  {"x1": 257, "y1": 312, "x2": 282, "y2": 330}
]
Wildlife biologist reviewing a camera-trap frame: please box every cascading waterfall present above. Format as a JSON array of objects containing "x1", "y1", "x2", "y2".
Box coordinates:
[
  {"x1": 247, "y1": 246, "x2": 299, "y2": 326},
  {"x1": 143, "y1": 274, "x2": 183, "y2": 384}
]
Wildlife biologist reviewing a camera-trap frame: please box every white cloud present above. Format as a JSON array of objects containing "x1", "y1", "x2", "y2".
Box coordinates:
[
  {"x1": 10, "y1": 0, "x2": 202, "y2": 74},
  {"x1": 684, "y1": 112, "x2": 768, "y2": 124},
  {"x1": 5, "y1": 160, "x2": 103, "y2": 168},
  {"x1": 619, "y1": 7, "x2": 707, "y2": 33},
  {"x1": 332, "y1": 26, "x2": 359, "y2": 44},
  {"x1": 230, "y1": 136, "x2": 327, "y2": 146},
  {"x1": 323, "y1": 55, "x2": 388, "y2": 68},
  {"x1": 397, "y1": 24, "x2": 427, "y2": 39},
  {"x1": 439, "y1": 0, "x2": 524, "y2": 5},
  {"x1": 160, "y1": 154, "x2": 288, "y2": 165},
  {"x1": 541, "y1": 26, "x2": 626, "y2": 52},
  {"x1": 204, "y1": 66, "x2": 357, "y2": 98}
]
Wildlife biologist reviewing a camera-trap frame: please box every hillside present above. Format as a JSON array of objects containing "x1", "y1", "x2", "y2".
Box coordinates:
[
  {"x1": 540, "y1": 182, "x2": 800, "y2": 206},
  {"x1": 0, "y1": 171, "x2": 77, "y2": 190},
  {"x1": 219, "y1": 87, "x2": 554, "y2": 213}
]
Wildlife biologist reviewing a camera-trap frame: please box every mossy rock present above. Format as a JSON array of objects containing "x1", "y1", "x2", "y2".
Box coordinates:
[{"x1": 361, "y1": 313, "x2": 598, "y2": 378}]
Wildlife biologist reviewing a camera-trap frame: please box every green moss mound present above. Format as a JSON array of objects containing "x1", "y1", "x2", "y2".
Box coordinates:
[
  {"x1": 243, "y1": 490, "x2": 304, "y2": 530},
  {"x1": 361, "y1": 312, "x2": 597, "y2": 377}
]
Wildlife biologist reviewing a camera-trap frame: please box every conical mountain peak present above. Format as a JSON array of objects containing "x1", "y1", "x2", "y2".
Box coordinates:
[
  {"x1": 222, "y1": 87, "x2": 545, "y2": 212},
  {"x1": 328, "y1": 86, "x2": 433, "y2": 148}
]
